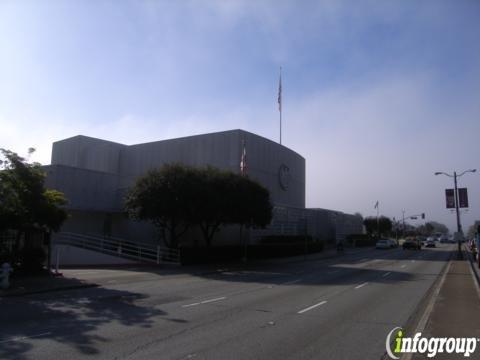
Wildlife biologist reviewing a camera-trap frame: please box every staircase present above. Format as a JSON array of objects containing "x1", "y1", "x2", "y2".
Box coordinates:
[{"x1": 53, "y1": 232, "x2": 180, "y2": 265}]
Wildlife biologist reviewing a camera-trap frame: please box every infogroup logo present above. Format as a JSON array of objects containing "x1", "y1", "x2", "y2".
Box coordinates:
[{"x1": 386, "y1": 327, "x2": 479, "y2": 359}]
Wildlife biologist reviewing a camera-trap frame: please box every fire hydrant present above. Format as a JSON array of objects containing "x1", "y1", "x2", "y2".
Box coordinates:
[{"x1": 0, "y1": 262, "x2": 13, "y2": 290}]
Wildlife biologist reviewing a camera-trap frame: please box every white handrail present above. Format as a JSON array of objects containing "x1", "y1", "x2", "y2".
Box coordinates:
[{"x1": 54, "y1": 232, "x2": 179, "y2": 264}]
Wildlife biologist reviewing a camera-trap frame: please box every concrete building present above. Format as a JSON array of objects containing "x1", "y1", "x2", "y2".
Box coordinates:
[{"x1": 45, "y1": 129, "x2": 362, "y2": 263}]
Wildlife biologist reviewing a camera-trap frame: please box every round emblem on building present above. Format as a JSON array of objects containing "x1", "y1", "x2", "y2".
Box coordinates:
[{"x1": 278, "y1": 164, "x2": 290, "y2": 191}]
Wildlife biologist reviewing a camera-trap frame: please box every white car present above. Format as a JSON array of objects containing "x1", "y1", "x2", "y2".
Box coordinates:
[
  {"x1": 425, "y1": 239, "x2": 436, "y2": 247},
  {"x1": 376, "y1": 239, "x2": 395, "y2": 249}
]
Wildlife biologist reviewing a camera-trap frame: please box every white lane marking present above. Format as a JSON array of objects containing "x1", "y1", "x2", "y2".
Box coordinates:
[
  {"x1": 382, "y1": 272, "x2": 391, "y2": 277},
  {"x1": 201, "y1": 297, "x2": 226, "y2": 304},
  {"x1": 182, "y1": 302, "x2": 201, "y2": 308},
  {"x1": 283, "y1": 279, "x2": 302, "y2": 285},
  {"x1": 328, "y1": 270, "x2": 341, "y2": 274},
  {"x1": 182, "y1": 296, "x2": 227, "y2": 308},
  {"x1": 298, "y1": 300, "x2": 327, "y2": 314},
  {"x1": 0, "y1": 332, "x2": 51, "y2": 344},
  {"x1": 400, "y1": 264, "x2": 407, "y2": 268},
  {"x1": 354, "y1": 282, "x2": 368, "y2": 289}
]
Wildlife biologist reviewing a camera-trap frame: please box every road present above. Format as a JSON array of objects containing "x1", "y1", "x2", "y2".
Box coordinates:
[{"x1": 0, "y1": 244, "x2": 453, "y2": 360}]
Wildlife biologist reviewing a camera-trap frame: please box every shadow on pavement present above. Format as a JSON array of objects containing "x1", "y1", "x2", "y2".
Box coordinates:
[
  {"x1": 0, "y1": 285, "x2": 184, "y2": 360},
  {"x1": 63, "y1": 247, "x2": 454, "y2": 289}
]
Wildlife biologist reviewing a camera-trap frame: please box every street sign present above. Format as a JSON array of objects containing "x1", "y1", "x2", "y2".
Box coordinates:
[
  {"x1": 458, "y1": 188, "x2": 469, "y2": 208},
  {"x1": 445, "y1": 189, "x2": 455, "y2": 209}
]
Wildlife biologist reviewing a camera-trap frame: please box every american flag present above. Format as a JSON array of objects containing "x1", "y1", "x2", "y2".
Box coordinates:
[{"x1": 240, "y1": 140, "x2": 247, "y2": 176}]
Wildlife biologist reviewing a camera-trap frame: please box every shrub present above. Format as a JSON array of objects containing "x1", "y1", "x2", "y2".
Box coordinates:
[{"x1": 19, "y1": 248, "x2": 46, "y2": 273}]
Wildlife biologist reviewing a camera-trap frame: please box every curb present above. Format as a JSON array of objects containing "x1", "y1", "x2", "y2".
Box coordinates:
[
  {"x1": 0, "y1": 283, "x2": 99, "y2": 298},
  {"x1": 465, "y1": 249, "x2": 480, "y2": 287}
]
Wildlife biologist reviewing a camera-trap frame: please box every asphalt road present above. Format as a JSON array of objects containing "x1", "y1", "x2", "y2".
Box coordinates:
[{"x1": 0, "y1": 244, "x2": 454, "y2": 360}]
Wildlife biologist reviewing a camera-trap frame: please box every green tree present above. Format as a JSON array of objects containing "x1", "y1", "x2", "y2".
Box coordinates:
[
  {"x1": 467, "y1": 221, "x2": 480, "y2": 239},
  {"x1": 0, "y1": 149, "x2": 68, "y2": 236},
  {"x1": 191, "y1": 167, "x2": 272, "y2": 247},
  {"x1": 125, "y1": 164, "x2": 196, "y2": 249},
  {"x1": 125, "y1": 164, "x2": 273, "y2": 249},
  {"x1": 363, "y1": 216, "x2": 392, "y2": 237},
  {"x1": 426, "y1": 221, "x2": 449, "y2": 235}
]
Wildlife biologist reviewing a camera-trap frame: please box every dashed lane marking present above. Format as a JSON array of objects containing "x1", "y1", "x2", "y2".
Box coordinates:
[
  {"x1": 182, "y1": 296, "x2": 227, "y2": 308},
  {"x1": 283, "y1": 279, "x2": 302, "y2": 285},
  {"x1": 298, "y1": 301, "x2": 327, "y2": 314},
  {"x1": 354, "y1": 282, "x2": 368, "y2": 289}
]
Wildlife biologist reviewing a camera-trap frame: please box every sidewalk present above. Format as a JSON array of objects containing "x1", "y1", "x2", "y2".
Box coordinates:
[{"x1": 411, "y1": 250, "x2": 480, "y2": 359}]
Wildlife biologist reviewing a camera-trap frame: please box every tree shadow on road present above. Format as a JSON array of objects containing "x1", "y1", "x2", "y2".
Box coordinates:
[{"x1": 0, "y1": 285, "x2": 187, "y2": 360}]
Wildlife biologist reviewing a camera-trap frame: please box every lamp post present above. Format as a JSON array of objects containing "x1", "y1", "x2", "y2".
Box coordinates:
[{"x1": 435, "y1": 169, "x2": 477, "y2": 256}]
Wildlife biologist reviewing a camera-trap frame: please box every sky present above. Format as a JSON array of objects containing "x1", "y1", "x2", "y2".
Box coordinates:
[{"x1": 1, "y1": 0, "x2": 479, "y2": 233}]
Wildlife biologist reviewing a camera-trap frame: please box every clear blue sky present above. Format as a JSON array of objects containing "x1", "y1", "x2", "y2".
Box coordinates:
[{"x1": 1, "y1": 0, "x2": 479, "y2": 232}]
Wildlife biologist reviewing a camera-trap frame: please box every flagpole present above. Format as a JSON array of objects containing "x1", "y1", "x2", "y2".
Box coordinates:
[{"x1": 278, "y1": 66, "x2": 282, "y2": 145}]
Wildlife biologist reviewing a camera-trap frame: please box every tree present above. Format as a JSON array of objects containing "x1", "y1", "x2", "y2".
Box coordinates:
[
  {"x1": 0, "y1": 149, "x2": 68, "y2": 271},
  {"x1": 426, "y1": 221, "x2": 449, "y2": 235},
  {"x1": 190, "y1": 167, "x2": 272, "y2": 247},
  {"x1": 125, "y1": 164, "x2": 273, "y2": 249},
  {"x1": 125, "y1": 164, "x2": 196, "y2": 249},
  {"x1": 363, "y1": 216, "x2": 392, "y2": 237},
  {"x1": 0, "y1": 149, "x2": 68, "y2": 236},
  {"x1": 467, "y1": 221, "x2": 480, "y2": 239}
]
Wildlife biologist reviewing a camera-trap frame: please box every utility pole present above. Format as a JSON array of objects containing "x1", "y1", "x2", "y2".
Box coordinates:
[{"x1": 435, "y1": 169, "x2": 477, "y2": 258}]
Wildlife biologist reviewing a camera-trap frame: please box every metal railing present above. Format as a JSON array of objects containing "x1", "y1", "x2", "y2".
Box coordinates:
[{"x1": 53, "y1": 232, "x2": 179, "y2": 264}]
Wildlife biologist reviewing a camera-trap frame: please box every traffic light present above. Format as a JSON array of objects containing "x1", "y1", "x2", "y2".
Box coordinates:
[{"x1": 421, "y1": 213, "x2": 425, "y2": 219}]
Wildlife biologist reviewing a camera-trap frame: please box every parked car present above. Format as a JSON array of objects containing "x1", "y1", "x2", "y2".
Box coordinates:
[
  {"x1": 403, "y1": 237, "x2": 421, "y2": 250},
  {"x1": 376, "y1": 239, "x2": 395, "y2": 249},
  {"x1": 425, "y1": 239, "x2": 436, "y2": 247},
  {"x1": 439, "y1": 235, "x2": 449, "y2": 243},
  {"x1": 417, "y1": 236, "x2": 427, "y2": 246}
]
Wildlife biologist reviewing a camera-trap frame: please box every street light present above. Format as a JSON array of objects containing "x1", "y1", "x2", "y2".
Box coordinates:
[{"x1": 434, "y1": 169, "x2": 477, "y2": 256}]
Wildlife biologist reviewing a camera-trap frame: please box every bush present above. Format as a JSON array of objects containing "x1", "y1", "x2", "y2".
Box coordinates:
[
  {"x1": 346, "y1": 234, "x2": 376, "y2": 247},
  {"x1": 18, "y1": 248, "x2": 46, "y2": 273},
  {"x1": 261, "y1": 235, "x2": 313, "y2": 244},
  {"x1": 0, "y1": 246, "x2": 13, "y2": 265},
  {"x1": 180, "y1": 237, "x2": 325, "y2": 265}
]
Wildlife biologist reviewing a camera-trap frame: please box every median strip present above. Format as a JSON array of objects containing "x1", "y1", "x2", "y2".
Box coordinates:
[{"x1": 298, "y1": 300, "x2": 327, "y2": 314}]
